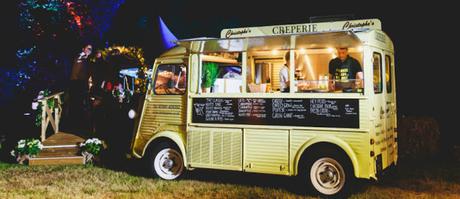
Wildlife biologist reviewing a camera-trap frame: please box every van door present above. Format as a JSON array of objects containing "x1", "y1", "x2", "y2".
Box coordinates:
[
  {"x1": 136, "y1": 61, "x2": 188, "y2": 151},
  {"x1": 384, "y1": 53, "x2": 397, "y2": 165},
  {"x1": 371, "y1": 51, "x2": 386, "y2": 173}
]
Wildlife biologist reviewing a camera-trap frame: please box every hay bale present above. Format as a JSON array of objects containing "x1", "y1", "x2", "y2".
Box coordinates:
[
  {"x1": 453, "y1": 145, "x2": 460, "y2": 163},
  {"x1": 398, "y1": 116, "x2": 440, "y2": 162}
]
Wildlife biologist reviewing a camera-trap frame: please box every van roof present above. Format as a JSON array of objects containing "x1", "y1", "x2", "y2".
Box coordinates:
[
  {"x1": 220, "y1": 18, "x2": 382, "y2": 39},
  {"x1": 164, "y1": 19, "x2": 393, "y2": 57},
  {"x1": 176, "y1": 30, "x2": 363, "y2": 53}
]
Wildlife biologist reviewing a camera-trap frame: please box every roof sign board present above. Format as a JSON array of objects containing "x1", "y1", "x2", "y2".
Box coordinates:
[{"x1": 221, "y1": 19, "x2": 381, "y2": 39}]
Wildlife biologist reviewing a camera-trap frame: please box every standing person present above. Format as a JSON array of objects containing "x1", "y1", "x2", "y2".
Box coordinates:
[
  {"x1": 88, "y1": 50, "x2": 108, "y2": 134},
  {"x1": 328, "y1": 47, "x2": 363, "y2": 91},
  {"x1": 279, "y1": 52, "x2": 297, "y2": 92},
  {"x1": 89, "y1": 50, "x2": 107, "y2": 93},
  {"x1": 98, "y1": 49, "x2": 123, "y2": 140},
  {"x1": 68, "y1": 44, "x2": 92, "y2": 136},
  {"x1": 106, "y1": 49, "x2": 122, "y2": 87}
]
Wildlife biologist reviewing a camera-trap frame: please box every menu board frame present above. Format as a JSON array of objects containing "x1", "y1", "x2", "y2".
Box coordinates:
[{"x1": 191, "y1": 97, "x2": 359, "y2": 128}]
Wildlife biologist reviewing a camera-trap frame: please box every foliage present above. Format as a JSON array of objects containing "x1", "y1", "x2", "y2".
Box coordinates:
[
  {"x1": 10, "y1": 138, "x2": 44, "y2": 157},
  {"x1": 80, "y1": 138, "x2": 103, "y2": 155},
  {"x1": 33, "y1": 89, "x2": 56, "y2": 127},
  {"x1": 202, "y1": 62, "x2": 219, "y2": 88},
  {"x1": 99, "y1": 45, "x2": 149, "y2": 94},
  {"x1": 398, "y1": 116, "x2": 440, "y2": 162},
  {"x1": 7, "y1": 0, "x2": 126, "y2": 109}
]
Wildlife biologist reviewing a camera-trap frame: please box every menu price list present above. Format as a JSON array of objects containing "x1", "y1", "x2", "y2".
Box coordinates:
[{"x1": 192, "y1": 98, "x2": 359, "y2": 128}]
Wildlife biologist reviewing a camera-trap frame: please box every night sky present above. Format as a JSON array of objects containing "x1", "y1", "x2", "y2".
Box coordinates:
[{"x1": 2, "y1": 1, "x2": 458, "y2": 142}]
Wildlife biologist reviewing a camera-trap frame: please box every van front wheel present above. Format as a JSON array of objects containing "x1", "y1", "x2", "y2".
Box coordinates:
[
  {"x1": 300, "y1": 150, "x2": 353, "y2": 198},
  {"x1": 146, "y1": 143, "x2": 184, "y2": 180}
]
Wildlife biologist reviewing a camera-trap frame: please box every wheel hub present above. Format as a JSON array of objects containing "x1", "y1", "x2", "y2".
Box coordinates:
[
  {"x1": 154, "y1": 148, "x2": 184, "y2": 180},
  {"x1": 310, "y1": 157, "x2": 346, "y2": 195},
  {"x1": 162, "y1": 156, "x2": 174, "y2": 170}
]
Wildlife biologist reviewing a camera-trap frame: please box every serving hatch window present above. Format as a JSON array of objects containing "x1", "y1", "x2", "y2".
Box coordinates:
[
  {"x1": 245, "y1": 47, "x2": 364, "y2": 94},
  {"x1": 200, "y1": 52, "x2": 242, "y2": 93},
  {"x1": 294, "y1": 47, "x2": 363, "y2": 93},
  {"x1": 243, "y1": 32, "x2": 364, "y2": 94},
  {"x1": 246, "y1": 49, "x2": 287, "y2": 93}
]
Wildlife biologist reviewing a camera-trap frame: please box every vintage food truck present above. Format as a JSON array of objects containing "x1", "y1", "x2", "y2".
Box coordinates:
[{"x1": 129, "y1": 18, "x2": 397, "y2": 197}]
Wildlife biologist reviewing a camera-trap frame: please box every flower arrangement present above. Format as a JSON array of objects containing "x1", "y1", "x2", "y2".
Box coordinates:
[
  {"x1": 99, "y1": 45, "x2": 148, "y2": 94},
  {"x1": 80, "y1": 138, "x2": 104, "y2": 164},
  {"x1": 10, "y1": 138, "x2": 44, "y2": 164},
  {"x1": 32, "y1": 89, "x2": 56, "y2": 127}
]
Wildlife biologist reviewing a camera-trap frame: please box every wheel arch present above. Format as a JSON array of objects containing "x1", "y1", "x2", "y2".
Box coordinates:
[
  {"x1": 293, "y1": 136, "x2": 359, "y2": 178},
  {"x1": 142, "y1": 131, "x2": 188, "y2": 167}
]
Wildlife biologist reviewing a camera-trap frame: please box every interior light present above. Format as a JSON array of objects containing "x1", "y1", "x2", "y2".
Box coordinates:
[
  {"x1": 299, "y1": 48, "x2": 306, "y2": 54},
  {"x1": 357, "y1": 46, "x2": 363, "y2": 52},
  {"x1": 327, "y1": 47, "x2": 334, "y2": 53},
  {"x1": 271, "y1": 50, "x2": 279, "y2": 55}
]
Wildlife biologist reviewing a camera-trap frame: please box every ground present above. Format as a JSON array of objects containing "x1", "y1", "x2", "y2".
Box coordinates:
[{"x1": 0, "y1": 160, "x2": 459, "y2": 199}]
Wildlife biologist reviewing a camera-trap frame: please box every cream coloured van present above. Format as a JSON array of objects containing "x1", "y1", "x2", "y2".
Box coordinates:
[{"x1": 130, "y1": 18, "x2": 397, "y2": 197}]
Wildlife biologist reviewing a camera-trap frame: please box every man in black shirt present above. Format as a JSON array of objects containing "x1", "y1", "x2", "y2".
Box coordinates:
[{"x1": 328, "y1": 47, "x2": 363, "y2": 91}]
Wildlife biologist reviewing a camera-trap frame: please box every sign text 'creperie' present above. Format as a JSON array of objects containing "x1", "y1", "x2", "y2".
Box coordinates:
[
  {"x1": 272, "y1": 24, "x2": 318, "y2": 35},
  {"x1": 221, "y1": 19, "x2": 382, "y2": 38}
]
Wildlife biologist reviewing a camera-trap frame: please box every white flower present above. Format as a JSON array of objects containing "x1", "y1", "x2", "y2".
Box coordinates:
[
  {"x1": 18, "y1": 143, "x2": 25, "y2": 149},
  {"x1": 37, "y1": 91, "x2": 44, "y2": 99},
  {"x1": 18, "y1": 139, "x2": 25, "y2": 145},
  {"x1": 90, "y1": 138, "x2": 102, "y2": 145},
  {"x1": 10, "y1": 150, "x2": 15, "y2": 157},
  {"x1": 32, "y1": 102, "x2": 39, "y2": 110}
]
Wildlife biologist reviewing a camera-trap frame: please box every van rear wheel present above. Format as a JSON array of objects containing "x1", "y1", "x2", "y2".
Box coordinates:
[
  {"x1": 310, "y1": 157, "x2": 346, "y2": 195},
  {"x1": 146, "y1": 143, "x2": 184, "y2": 180}
]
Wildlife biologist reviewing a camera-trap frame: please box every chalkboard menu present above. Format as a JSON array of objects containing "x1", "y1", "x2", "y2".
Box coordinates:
[{"x1": 192, "y1": 98, "x2": 359, "y2": 128}]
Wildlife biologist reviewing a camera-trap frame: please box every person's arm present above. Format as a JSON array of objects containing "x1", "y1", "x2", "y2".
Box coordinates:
[
  {"x1": 354, "y1": 59, "x2": 363, "y2": 79},
  {"x1": 281, "y1": 67, "x2": 289, "y2": 85},
  {"x1": 328, "y1": 59, "x2": 336, "y2": 91},
  {"x1": 353, "y1": 59, "x2": 364, "y2": 88}
]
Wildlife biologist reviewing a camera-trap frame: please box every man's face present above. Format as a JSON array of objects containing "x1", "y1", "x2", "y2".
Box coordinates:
[
  {"x1": 337, "y1": 48, "x2": 348, "y2": 61},
  {"x1": 83, "y1": 45, "x2": 92, "y2": 56}
]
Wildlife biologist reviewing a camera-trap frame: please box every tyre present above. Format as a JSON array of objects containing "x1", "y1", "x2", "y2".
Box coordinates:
[
  {"x1": 145, "y1": 142, "x2": 184, "y2": 180},
  {"x1": 299, "y1": 148, "x2": 354, "y2": 198}
]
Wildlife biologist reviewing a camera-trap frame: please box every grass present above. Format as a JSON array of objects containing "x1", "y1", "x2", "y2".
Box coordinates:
[{"x1": 0, "y1": 160, "x2": 459, "y2": 199}]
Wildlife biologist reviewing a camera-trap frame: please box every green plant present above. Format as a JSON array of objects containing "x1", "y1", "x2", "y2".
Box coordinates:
[
  {"x1": 34, "y1": 89, "x2": 55, "y2": 127},
  {"x1": 80, "y1": 138, "x2": 103, "y2": 155},
  {"x1": 202, "y1": 62, "x2": 219, "y2": 88},
  {"x1": 10, "y1": 138, "x2": 43, "y2": 158}
]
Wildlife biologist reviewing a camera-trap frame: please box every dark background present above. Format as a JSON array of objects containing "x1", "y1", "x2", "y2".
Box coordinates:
[{"x1": 1, "y1": 0, "x2": 458, "y2": 149}]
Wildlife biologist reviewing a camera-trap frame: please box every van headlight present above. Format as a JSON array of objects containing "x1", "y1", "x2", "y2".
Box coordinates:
[{"x1": 128, "y1": 109, "x2": 136, "y2": 119}]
